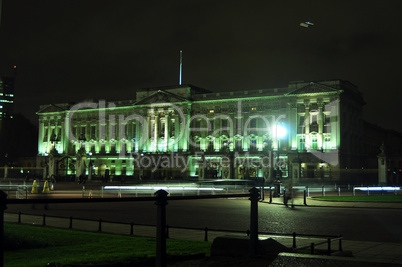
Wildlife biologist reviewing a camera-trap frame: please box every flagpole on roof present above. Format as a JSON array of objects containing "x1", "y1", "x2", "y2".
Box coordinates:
[{"x1": 179, "y1": 50, "x2": 183, "y2": 85}]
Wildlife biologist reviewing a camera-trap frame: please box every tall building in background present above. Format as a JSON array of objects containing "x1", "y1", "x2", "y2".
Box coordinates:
[{"x1": 0, "y1": 76, "x2": 15, "y2": 120}]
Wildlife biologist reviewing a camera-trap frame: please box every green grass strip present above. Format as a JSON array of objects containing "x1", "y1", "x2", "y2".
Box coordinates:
[
  {"x1": 314, "y1": 195, "x2": 402, "y2": 202},
  {"x1": 4, "y1": 223, "x2": 211, "y2": 267}
]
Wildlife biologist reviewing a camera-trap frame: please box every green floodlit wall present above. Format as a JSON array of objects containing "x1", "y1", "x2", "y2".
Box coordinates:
[{"x1": 36, "y1": 81, "x2": 366, "y2": 181}]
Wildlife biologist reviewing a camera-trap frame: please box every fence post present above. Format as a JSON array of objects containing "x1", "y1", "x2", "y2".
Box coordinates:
[
  {"x1": 327, "y1": 238, "x2": 331, "y2": 255},
  {"x1": 0, "y1": 190, "x2": 7, "y2": 267},
  {"x1": 269, "y1": 187, "x2": 272, "y2": 204},
  {"x1": 249, "y1": 187, "x2": 260, "y2": 257},
  {"x1": 204, "y1": 227, "x2": 208, "y2": 241},
  {"x1": 283, "y1": 189, "x2": 287, "y2": 206},
  {"x1": 155, "y1": 189, "x2": 168, "y2": 267}
]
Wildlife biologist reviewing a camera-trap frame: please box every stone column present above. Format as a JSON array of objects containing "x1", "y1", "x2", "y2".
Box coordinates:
[
  {"x1": 304, "y1": 103, "x2": 310, "y2": 150},
  {"x1": 318, "y1": 103, "x2": 324, "y2": 150}
]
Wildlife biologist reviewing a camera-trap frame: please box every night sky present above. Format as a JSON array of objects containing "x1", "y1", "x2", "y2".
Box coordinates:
[{"x1": 1, "y1": 1, "x2": 402, "y2": 132}]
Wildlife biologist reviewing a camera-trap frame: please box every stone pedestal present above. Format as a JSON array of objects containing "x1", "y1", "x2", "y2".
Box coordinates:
[
  {"x1": 377, "y1": 143, "x2": 387, "y2": 185},
  {"x1": 76, "y1": 148, "x2": 87, "y2": 179},
  {"x1": 48, "y1": 148, "x2": 59, "y2": 179}
]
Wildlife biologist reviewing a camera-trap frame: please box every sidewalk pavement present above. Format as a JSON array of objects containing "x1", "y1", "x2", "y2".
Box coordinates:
[
  {"x1": 264, "y1": 194, "x2": 402, "y2": 209},
  {"x1": 4, "y1": 195, "x2": 402, "y2": 265}
]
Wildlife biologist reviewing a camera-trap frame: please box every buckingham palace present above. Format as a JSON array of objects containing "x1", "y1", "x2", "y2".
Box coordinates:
[{"x1": 36, "y1": 79, "x2": 401, "y2": 184}]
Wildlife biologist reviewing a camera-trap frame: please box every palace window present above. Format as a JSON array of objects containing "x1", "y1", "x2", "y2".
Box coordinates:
[
  {"x1": 170, "y1": 119, "x2": 175, "y2": 137},
  {"x1": 298, "y1": 116, "x2": 305, "y2": 134},
  {"x1": 324, "y1": 114, "x2": 331, "y2": 133},
  {"x1": 298, "y1": 137, "x2": 305, "y2": 150},
  {"x1": 43, "y1": 128, "x2": 48, "y2": 142},
  {"x1": 311, "y1": 136, "x2": 318, "y2": 150},
  {"x1": 222, "y1": 119, "x2": 228, "y2": 129},
  {"x1": 250, "y1": 139, "x2": 257, "y2": 152},
  {"x1": 208, "y1": 140, "x2": 214, "y2": 152},
  {"x1": 209, "y1": 120, "x2": 214, "y2": 133},
  {"x1": 250, "y1": 118, "x2": 257, "y2": 129},
  {"x1": 90, "y1": 125, "x2": 96, "y2": 140},
  {"x1": 236, "y1": 140, "x2": 242, "y2": 151},
  {"x1": 324, "y1": 137, "x2": 331, "y2": 150}
]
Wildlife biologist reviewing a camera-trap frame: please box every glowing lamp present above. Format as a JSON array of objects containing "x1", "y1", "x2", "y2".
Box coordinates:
[{"x1": 272, "y1": 125, "x2": 287, "y2": 139}]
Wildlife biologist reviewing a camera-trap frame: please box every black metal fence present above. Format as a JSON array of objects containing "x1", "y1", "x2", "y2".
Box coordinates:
[{"x1": 0, "y1": 188, "x2": 343, "y2": 267}]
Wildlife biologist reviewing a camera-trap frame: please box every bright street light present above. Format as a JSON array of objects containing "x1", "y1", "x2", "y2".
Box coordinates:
[{"x1": 271, "y1": 124, "x2": 287, "y2": 139}]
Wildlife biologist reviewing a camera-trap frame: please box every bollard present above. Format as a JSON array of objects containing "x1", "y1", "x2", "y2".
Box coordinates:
[
  {"x1": 367, "y1": 187, "x2": 370, "y2": 196},
  {"x1": 130, "y1": 222, "x2": 134, "y2": 235},
  {"x1": 249, "y1": 187, "x2": 260, "y2": 257},
  {"x1": 69, "y1": 216, "x2": 73, "y2": 229},
  {"x1": 246, "y1": 229, "x2": 250, "y2": 236},
  {"x1": 82, "y1": 186, "x2": 85, "y2": 198},
  {"x1": 338, "y1": 186, "x2": 341, "y2": 196},
  {"x1": 307, "y1": 186, "x2": 310, "y2": 197},
  {"x1": 42, "y1": 214, "x2": 46, "y2": 226},
  {"x1": 310, "y1": 243, "x2": 315, "y2": 254},
  {"x1": 303, "y1": 190, "x2": 307, "y2": 206},
  {"x1": 204, "y1": 227, "x2": 208, "y2": 241},
  {"x1": 292, "y1": 232, "x2": 297, "y2": 249},
  {"x1": 98, "y1": 219, "x2": 102, "y2": 232},
  {"x1": 322, "y1": 185, "x2": 325, "y2": 196},
  {"x1": 155, "y1": 189, "x2": 168, "y2": 267},
  {"x1": 18, "y1": 212, "x2": 21, "y2": 224},
  {"x1": 339, "y1": 235, "x2": 343, "y2": 251}
]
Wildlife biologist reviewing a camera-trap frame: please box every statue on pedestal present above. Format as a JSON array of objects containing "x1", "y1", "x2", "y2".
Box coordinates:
[{"x1": 76, "y1": 147, "x2": 87, "y2": 180}]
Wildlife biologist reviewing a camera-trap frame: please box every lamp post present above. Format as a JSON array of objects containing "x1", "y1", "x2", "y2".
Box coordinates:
[{"x1": 272, "y1": 124, "x2": 287, "y2": 180}]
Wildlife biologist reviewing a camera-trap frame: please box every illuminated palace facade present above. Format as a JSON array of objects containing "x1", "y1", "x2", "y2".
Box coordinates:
[{"x1": 37, "y1": 80, "x2": 368, "y2": 183}]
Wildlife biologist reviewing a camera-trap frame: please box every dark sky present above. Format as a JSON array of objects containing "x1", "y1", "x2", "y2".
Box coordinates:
[{"x1": 1, "y1": 1, "x2": 402, "y2": 132}]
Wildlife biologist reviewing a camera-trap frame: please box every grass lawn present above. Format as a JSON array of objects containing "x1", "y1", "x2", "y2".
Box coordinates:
[
  {"x1": 4, "y1": 223, "x2": 212, "y2": 267},
  {"x1": 313, "y1": 195, "x2": 402, "y2": 202}
]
